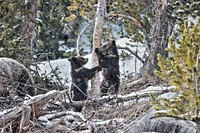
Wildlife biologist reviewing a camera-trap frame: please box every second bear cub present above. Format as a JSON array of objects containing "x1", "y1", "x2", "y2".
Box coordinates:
[
  {"x1": 95, "y1": 39, "x2": 120, "y2": 96},
  {"x1": 68, "y1": 56, "x2": 102, "y2": 111}
]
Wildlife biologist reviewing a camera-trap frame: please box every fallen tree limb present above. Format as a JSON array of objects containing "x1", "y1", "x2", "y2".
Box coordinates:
[
  {"x1": 0, "y1": 86, "x2": 173, "y2": 130},
  {"x1": 0, "y1": 90, "x2": 65, "y2": 127},
  {"x1": 117, "y1": 46, "x2": 145, "y2": 64},
  {"x1": 38, "y1": 110, "x2": 91, "y2": 132},
  {"x1": 63, "y1": 86, "x2": 174, "y2": 109},
  {"x1": 119, "y1": 108, "x2": 198, "y2": 133},
  {"x1": 120, "y1": 78, "x2": 147, "y2": 91},
  {"x1": 107, "y1": 13, "x2": 144, "y2": 30}
]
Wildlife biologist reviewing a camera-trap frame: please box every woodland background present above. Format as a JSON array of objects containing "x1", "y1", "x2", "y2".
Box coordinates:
[{"x1": 0, "y1": 0, "x2": 200, "y2": 132}]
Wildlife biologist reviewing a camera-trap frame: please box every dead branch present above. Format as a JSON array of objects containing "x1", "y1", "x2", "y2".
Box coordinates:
[
  {"x1": 70, "y1": 112, "x2": 95, "y2": 131},
  {"x1": 63, "y1": 86, "x2": 173, "y2": 109},
  {"x1": 19, "y1": 106, "x2": 31, "y2": 133},
  {"x1": 76, "y1": 21, "x2": 93, "y2": 56},
  {"x1": 47, "y1": 60, "x2": 72, "y2": 103},
  {"x1": 0, "y1": 85, "x2": 173, "y2": 132},
  {"x1": 120, "y1": 78, "x2": 146, "y2": 91},
  {"x1": 0, "y1": 90, "x2": 65, "y2": 127},
  {"x1": 107, "y1": 13, "x2": 144, "y2": 30},
  {"x1": 117, "y1": 46, "x2": 145, "y2": 64},
  {"x1": 39, "y1": 111, "x2": 90, "y2": 132}
]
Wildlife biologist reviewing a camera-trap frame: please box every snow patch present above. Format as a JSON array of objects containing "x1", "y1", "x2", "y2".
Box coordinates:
[{"x1": 34, "y1": 38, "x2": 145, "y2": 88}]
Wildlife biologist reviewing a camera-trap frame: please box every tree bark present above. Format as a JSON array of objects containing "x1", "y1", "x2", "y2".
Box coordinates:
[
  {"x1": 20, "y1": 0, "x2": 37, "y2": 62},
  {"x1": 0, "y1": 90, "x2": 64, "y2": 127},
  {"x1": 142, "y1": 0, "x2": 175, "y2": 77},
  {"x1": 91, "y1": 0, "x2": 106, "y2": 97}
]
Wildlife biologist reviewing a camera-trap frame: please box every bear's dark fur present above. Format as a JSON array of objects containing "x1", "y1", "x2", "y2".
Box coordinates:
[
  {"x1": 0, "y1": 58, "x2": 35, "y2": 97},
  {"x1": 68, "y1": 56, "x2": 102, "y2": 111},
  {"x1": 95, "y1": 39, "x2": 120, "y2": 96}
]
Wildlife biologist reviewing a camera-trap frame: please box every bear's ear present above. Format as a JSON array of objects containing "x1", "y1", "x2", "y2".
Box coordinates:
[{"x1": 68, "y1": 57, "x2": 76, "y2": 62}]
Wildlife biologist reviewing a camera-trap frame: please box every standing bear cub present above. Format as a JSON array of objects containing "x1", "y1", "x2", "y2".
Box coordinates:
[
  {"x1": 95, "y1": 39, "x2": 120, "y2": 96},
  {"x1": 68, "y1": 56, "x2": 102, "y2": 111},
  {"x1": 0, "y1": 58, "x2": 35, "y2": 97}
]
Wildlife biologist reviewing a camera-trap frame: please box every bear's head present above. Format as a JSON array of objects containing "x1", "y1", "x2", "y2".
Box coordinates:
[
  {"x1": 95, "y1": 39, "x2": 119, "y2": 67},
  {"x1": 68, "y1": 56, "x2": 88, "y2": 69},
  {"x1": 99, "y1": 39, "x2": 118, "y2": 56}
]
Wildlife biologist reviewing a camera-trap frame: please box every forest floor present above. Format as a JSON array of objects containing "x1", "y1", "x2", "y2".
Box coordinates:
[{"x1": 0, "y1": 77, "x2": 175, "y2": 133}]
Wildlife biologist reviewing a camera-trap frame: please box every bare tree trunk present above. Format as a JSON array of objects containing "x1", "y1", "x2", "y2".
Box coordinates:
[
  {"x1": 142, "y1": 0, "x2": 175, "y2": 77},
  {"x1": 21, "y1": 0, "x2": 37, "y2": 62},
  {"x1": 91, "y1": 0, "x2": 106, "y2": 97}
]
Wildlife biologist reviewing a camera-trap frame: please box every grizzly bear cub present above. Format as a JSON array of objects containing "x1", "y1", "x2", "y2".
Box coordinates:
[
  {"x1": 0, "y1": 58, "x2": 35, "y2": 97},
  {"x1": 68, "y1": 56, "x2": 102, "y2": 111},
  {"x1": 95, "y1": 39, "x2": 120, "y2": 96}
]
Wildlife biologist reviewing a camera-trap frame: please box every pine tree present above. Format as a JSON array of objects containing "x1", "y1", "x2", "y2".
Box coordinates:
[
  {"x1": 0, "y1": 0, "x2": 30, "y2": 62},
  {"x1": 35, "y1": 0, "x2": 70, "y2": 60},
  {"x1": 154, "y1": 18, "x2": 200, "y2": 120}
]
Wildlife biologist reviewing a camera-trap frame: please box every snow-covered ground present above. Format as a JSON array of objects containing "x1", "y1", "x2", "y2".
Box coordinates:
[{"x1": 34, "y1": 38, "x2": 145, "y2": 87}]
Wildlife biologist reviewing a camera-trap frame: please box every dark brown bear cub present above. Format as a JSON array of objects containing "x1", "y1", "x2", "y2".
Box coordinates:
[
  {"x1": 95, "y1": 39, "x2": 120, "y2": 96},
  {"x1": 68, "y1": 56, "x2": 102, "y2": 112}
]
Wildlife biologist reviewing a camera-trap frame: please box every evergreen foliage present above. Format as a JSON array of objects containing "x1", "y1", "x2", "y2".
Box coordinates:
[
  {"x1": 0, "y1": 0, "x2": 76, "y2": 61},
  {"x1": 154, "y1": 18, "x2": 200, "y2": 120},
  {"x1": 1, "y1": 0, "x2": 199, "y2": 94},
  {"x1": 33, "y1": 65, "x2": 66, "y2": 94},
  {"x1": 66, "y1": 0, "x2": 152, "y2": 44},
  {"x1": 35, "y1": 0, "x2": 70, "y2": 59},
  {"x1": 0, "y1": 0, "x2": 72, "y2": 93},
  {"x1": 168, "y1": 0, "x2": 200, "y2": 21},
  {"x1": 0, "y1": 0, "x2": 29, "y2": 61}
]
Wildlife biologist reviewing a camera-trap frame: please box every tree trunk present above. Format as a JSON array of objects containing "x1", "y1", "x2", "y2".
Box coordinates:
[
  {"x1": 20, "y1": 0, "x2": 37, "y2": 62},
  {"x1": 142, "y1": 0, "x2": 175, "y2": 77},
  {"x1": 91, "y1": 0, "x2": 106, "y2": 97}
]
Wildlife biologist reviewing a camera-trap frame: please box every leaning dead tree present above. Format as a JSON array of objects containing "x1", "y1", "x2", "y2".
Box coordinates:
[{"x1": 91, "y1": 0, "x2": 106, "y2": 97}]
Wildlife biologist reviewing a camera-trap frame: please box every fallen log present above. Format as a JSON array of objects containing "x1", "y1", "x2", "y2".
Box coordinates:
[
  {"x1": 0, "y1": 90, "x2": 65, "y2": 128},
  {"x1": 0, "y1": 86, "x2": 173, "y2": 131},
  {"x1": 62, "y1": 86, "x2": 174, "y2": 109},
  {"x1": 118, "y1": 108, "x2": 198, "y2": 133}
]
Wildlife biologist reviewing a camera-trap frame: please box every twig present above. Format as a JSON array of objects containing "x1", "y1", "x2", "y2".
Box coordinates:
[
  {"x1": 117, "y1": 46, "x2": 145, "y2": 63},
  {"x1": 107, "y1": 13, "x2": 144, "y2": 30},
  {"x1": 0, "y1": 90, "x2": 65, "y2": 127},
  {"x1": 76, "y1": 21, "x2": 93, "y2": 55},
  {"x1": 63, "y1": 86, "x2": 174, "y2": 109},
  {"x1": 70, "y1": 112, "x2": 95, "y2": 131},
  {"x1": 71, "y1": 82, "x2": 88, "y2": 97},
  {"x1": 47, "y1": 60, "x2": 72, "y2": 103}
]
